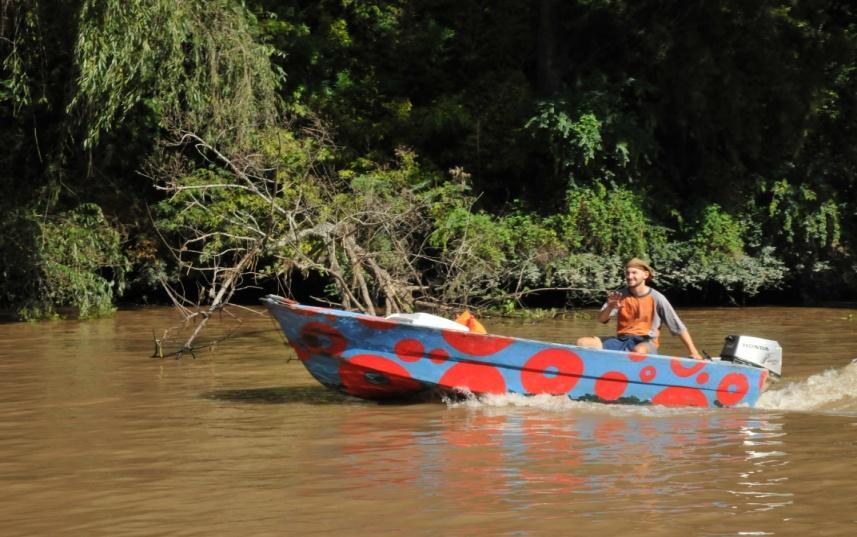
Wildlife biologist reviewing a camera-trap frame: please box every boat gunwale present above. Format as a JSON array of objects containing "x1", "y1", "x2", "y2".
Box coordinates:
[{"x1": 262, "y1": 295, "x2": 765, "y2": 374}]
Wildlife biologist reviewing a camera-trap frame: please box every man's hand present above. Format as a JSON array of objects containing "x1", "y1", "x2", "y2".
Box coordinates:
[
  {"x1": 597, "y1": 291, "x2": 623, "y2": 324},
  {"x1": 606, "y1": 290, "x2": 623, "y2": 309}
]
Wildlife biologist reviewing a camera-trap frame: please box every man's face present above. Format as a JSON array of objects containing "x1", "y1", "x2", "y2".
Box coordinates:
[{"x1": 625, "y1": 266, "x2": 649, "y2": 287}]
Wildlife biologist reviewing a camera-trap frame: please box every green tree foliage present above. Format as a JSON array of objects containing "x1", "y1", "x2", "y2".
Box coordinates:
[
  {"x1": 558, "y1": 183, "x2": 662, "y2": 259},
  {"x1": 249, "y1": 0, "x2": 854, "y2": 303},
  {"x1": 651, "y1": 205, "x2": 787, "y2": 303},
  {"x1": 689, "y1": 205, "x2": 745, "y2": 264},
  {"x1": 525, "y1": 107, "x2": 612, "y2": 185},
  {"x1": 5, "y1": 0, "x2": 857, "y2": 317},
  {"x1": 71, "y1": 0, "x2": 281, "y2": 149},
  {"x1": 0, "y1": 0, "x2": 283, "y2": 318},
  {"x1": 252, "y1": 0, "x2": 540, "y2": 198},
  {"x1": 0, "y1": 204, "x2": 128, "y2": 320},
  {"x1": 755, "y1": 179, "x2": 843, "y2": 297},
  {"x1": 152, "y1": 125, "x2": 499, "y2": 315}
]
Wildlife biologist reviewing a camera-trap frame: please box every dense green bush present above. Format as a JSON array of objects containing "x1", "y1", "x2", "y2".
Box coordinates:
[
  {"x1": 423, "y1": 183, "x2": 789, "y2": 307},
  {"x1": 0, "y1": 204, "x2": 128, "y2": 320},
  {"x1": 652, "y1": 242, "x2": 786, "y2": 303},
  {"x1": 557, "y1": 182, "x2": 666, "y2": 259}
]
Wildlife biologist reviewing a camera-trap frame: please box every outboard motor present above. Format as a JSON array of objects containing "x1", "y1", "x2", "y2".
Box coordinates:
[{"x1": 719, "y1": 335, "x2": 782, "y2": 377}]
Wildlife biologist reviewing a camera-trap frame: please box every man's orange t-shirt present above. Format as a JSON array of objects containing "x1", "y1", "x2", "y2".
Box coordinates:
[{"x1": 604, "y1": 288, "x2": 688, "y2": 349}]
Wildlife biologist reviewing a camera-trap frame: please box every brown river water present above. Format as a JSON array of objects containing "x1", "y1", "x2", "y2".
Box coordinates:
[{"x1": 3, "y1": 305, "x2": 857, "y2": 536}]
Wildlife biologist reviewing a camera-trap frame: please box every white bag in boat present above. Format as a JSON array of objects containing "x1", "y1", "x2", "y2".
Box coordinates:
[{"x1": 385, "y1": 312, "x2": 470, "y2": 332}]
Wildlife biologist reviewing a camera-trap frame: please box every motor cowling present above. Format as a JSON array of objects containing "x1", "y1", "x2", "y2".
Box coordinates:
[{"x1": 719, "y1": 335, "x2": 782, "y2": 377}]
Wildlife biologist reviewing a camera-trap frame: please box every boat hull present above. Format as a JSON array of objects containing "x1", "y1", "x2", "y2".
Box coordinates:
[{"x1": 263, "y1": 296, "x2": 768, "y2": 408}]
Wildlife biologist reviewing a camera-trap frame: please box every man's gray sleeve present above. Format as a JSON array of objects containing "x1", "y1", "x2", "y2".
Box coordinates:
[{"x1": 651, "y1": 290, "x2": 687, "y2": 335}]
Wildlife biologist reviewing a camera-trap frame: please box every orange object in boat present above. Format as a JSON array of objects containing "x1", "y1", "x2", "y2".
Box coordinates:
[{"x1": 454, "y1": 310, "x2": 487, "y2": 334}]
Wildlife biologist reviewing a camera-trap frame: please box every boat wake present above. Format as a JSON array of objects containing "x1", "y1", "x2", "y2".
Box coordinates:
[
  {"x1": 443, "y1": 390, "x2": 705, "y2": 417},
  {"x1": 443, "y1": 361, "x2": 857, "y2": 416},
  {"x1": 756, "y1": 360, "x2": 857, "y2": 413}
]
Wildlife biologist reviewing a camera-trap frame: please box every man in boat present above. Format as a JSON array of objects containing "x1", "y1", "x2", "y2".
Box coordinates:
[{"x1": 576, "y1": 258, "x2": 703, "y2": 359}]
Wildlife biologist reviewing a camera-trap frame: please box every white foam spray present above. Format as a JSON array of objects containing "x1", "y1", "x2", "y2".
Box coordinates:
[
  {"x1": 756, "y1": 361, "x2": 857, "y2": 413},
  {"x1": 443, "y1": 361, "x2": 857, "y2": 415},
  {"x1": 444, "y1": 389, "x2": 710, "y2": 418}
]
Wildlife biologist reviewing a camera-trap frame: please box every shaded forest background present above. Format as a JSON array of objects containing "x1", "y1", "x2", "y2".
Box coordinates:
[{"x1": 2, "y1": 0, "x2": 856, "y2": 320}]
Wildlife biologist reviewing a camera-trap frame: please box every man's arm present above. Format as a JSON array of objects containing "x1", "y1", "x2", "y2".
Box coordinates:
[
  {"x1": 678, "y1": 330, "x2": 702, "y2": 360},
  {"x1": 598, "y1": 291, "x2": 623, "y2": 323},
  {"x1": 651, "y1": 290, "x2": 702, "y2": 359}
]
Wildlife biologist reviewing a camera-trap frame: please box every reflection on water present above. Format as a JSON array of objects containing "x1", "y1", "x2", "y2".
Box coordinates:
[
  {"x1": 281, "y1": 398, "x2": 812, "y2": 536},
  {"x1": 2, "y1": 306, "x2": 857, "y2": 536},
  {"x1": 205, "y1": 385, "x2": 352, "y2": 404}
]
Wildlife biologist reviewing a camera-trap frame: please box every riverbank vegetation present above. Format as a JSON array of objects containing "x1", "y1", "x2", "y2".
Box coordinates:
[{"x1": 2, "y1": 0, "x2": 856, "y2": 321}]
